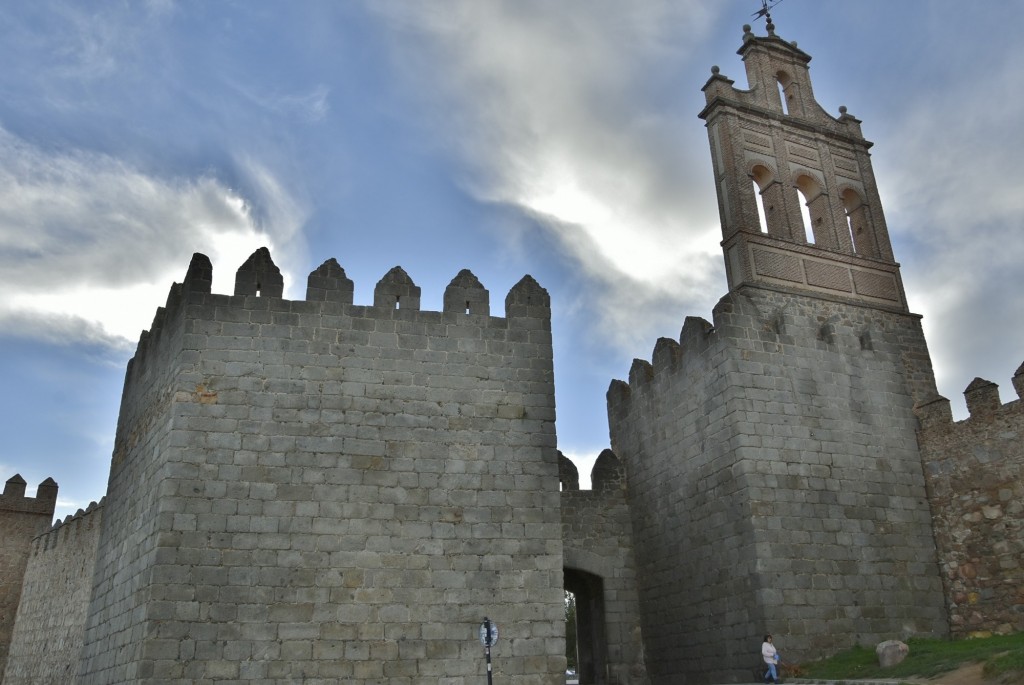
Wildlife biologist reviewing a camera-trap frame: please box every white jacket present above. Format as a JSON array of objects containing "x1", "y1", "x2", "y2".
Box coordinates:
[{"x1": 762, "y1": 641, "x2": 778, "y2": 665}]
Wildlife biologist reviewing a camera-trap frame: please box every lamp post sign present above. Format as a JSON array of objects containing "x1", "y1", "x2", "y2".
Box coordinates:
[{"x1": 479, "y1": 617, "x2": 498, "y2": 685}]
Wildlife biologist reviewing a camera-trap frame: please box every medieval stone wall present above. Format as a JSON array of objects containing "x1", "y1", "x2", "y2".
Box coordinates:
[
  {"x1": 917, "y1": 367, "x2": 1024, "y2": 637},
  {"x1": 78, "y1": 251, "x2": 565, "y2": 684},
  {"x1": 561, "y1": 451, "x2": 648, "y2": 685},
  {"x1": 608, "y1": 285, "x2": 949, "y2": 684},
  {"x1": 3, "y1": 501, "x2": 104, "y2": 684},
  {"x1": 0, "y1": 475, "x2": 58, "y2": 677}
]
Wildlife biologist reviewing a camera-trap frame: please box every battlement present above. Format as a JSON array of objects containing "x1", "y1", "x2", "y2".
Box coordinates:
[
  {"x1": 31, "y1": 499, "x2": 105, "y2": 555},
  {"x1": 915, "y1": 362, "x2": 1024, "y2": 429},
  {"x1": 608, "y1": 288, "x2": 920, "y2": 414},
  {"x1": 0, "y1": 476, "x2": 58, "y2": 516},
  {"x1": 125, "y1": 248, "x2": 551, "y2": 380},
  {"x1": 558, "y1": 449, "x2": 627, "y2": 495}
]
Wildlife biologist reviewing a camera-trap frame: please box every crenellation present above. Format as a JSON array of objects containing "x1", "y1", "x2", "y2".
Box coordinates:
[
  {"x1": 183, "y1": 252, "x2": 213, "y2": 294},
  {"x1": 1014, "y1": 361, "x2": 1024, "y2": 399},
  {"x1": 233, "y1": 246, "x2": 283, "y2": 297},
  {"x1": 680, "y1": 315, "x2": 716, "y2": 352},
  {"x1": 0, "y1": 477, "x2": 58, "y2": 517},
  {"x1": 1, "y1": 474, "x2": 26, "y2": 499},
  {"x1": 590, "y1": 449, "x2": 625, "y2": 493},
  {"x1": 305, "y1": 257, "x2": 354, "y2": 303},
  {"x1": 651, "y1": 336, "x2": 681, "y2": 374},
  {"x1": 444, "y1": 269, "x2": 490, "y2": 316},
  {"x1": 374, "y1": 265, "x2": 421, "y2": 310},
  {"x1": 964, "y1": 377, "x2": 1002, "y2": 419},
  {"x1": 627, "y1": 359, "x2": 653, "y2": 389}
]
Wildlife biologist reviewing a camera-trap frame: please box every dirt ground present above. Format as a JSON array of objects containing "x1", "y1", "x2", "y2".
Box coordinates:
[{"x1": 904, "y1": 662, "x2": 1024, "y2": 685}]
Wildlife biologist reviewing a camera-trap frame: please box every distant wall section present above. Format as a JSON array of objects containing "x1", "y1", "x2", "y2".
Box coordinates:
[
  {"x1": 917, "y1": 366, "x2": 1024, "y2": 636},
  {"x1": 561, "y1": 451, "x2": 647, "y2": 685},
  {"x1": 0, "y1": 475, "x2": 58, "y2": 676},
  {"x1": 3, "y1": 500, "x2": 104, "y2": 684}
]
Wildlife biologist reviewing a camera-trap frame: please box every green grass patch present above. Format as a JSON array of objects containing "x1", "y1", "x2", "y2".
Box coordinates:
[
  {"x1": 982, "y1": 645, "x2": 1024, "y2": 679},
  {"x1": 800, "y1": 632, "x2": 1024, "y2": 680}
]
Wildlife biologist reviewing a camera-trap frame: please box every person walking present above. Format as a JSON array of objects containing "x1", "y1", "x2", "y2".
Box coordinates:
[{"x1": 761, "y1": 634, "x2": 780, "y2": 683}]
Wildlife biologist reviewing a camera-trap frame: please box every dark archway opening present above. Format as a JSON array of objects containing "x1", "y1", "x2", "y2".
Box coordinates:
[{"x1": 564, "y1": 568, "x2": 607, "y2": 684}]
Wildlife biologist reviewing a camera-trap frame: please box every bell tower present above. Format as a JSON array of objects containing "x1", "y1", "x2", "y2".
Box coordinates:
[
  {"x1": 699, "y1": 21, "x2": 906, "y2": 310},
  {"x1": 608, "y1": 19, "x2": 948, "y2": 683}
]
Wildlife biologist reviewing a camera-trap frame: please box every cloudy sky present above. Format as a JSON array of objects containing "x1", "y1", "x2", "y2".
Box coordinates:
[{"x1": 1, "y1": 1, "x2": 1021, "y2": 520}]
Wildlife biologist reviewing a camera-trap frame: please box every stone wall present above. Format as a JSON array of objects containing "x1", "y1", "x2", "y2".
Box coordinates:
[
  {"x1": 79, "y1": 250, "x2": 565, "y2": 684},
  {"x1": 4, "y1": 500, "x2": 104, "y2": 684},
  {"x1": 561, "y1": 451, "x2": 648, "y2": 685},
  {"x1": 0, "y1": 475, "x2": 58, "y2": 677},
  {"x1": 916, "y1": 366, "x2": 1024, "y2": 637},
  {"x1": 607, "y1": 286, "x2": 948, "y2": 684}
]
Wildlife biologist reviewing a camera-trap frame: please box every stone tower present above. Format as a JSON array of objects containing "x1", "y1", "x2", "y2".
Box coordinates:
[
  {"x1": 75, "y1": 251, "x2": 566, "y2": 684},
  {"x1": 607, "y1": 21, "x2": 948, "y2": 684}
]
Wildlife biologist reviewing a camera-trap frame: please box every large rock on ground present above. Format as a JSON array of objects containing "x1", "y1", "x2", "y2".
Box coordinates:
[{"x1": 876, "y1": 640, "x2": 909, "y2": 668}]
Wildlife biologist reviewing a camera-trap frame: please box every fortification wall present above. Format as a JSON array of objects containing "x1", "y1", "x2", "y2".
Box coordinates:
[
  {"x1": 0, "y1": 475, "x2": 58, "y2": 677},
  {"x1": 4, "y1": 500, "x2": 104, "y2": 684},
  {"x1": 81, "y1": 249, "x2": 564, "y2": 684},
  {"x1": 916, "y1": 367, "x2": 1024, "y2": 637},
  {"x1": 560, "y1": 451, "x2": 648, "y2": 685},
  {"x1": 608, "y1": 285, "x2": 948, "y2": 684}
]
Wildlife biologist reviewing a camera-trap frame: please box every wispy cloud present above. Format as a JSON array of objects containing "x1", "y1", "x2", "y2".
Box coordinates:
[
  {"x1": 0, "y1": 126, "x2": 305, "y2": 345},
  {"x1": 2, "y1": 1, "x2": 169, "y2": 87},
  {"x1": 229, "y1": 82, "x2": 332, "y2": 124}
]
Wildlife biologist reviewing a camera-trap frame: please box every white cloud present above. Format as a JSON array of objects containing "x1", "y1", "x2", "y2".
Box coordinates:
[
  {"x1": 879, "y1": 46, "x2": 1024, "y2": 412},
  {"x1": 370, "y1": 0, "x2": 727, "y2": 350},
  {"x1": 0, "y1": 126, "x2": 306, "y2": 346}
]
